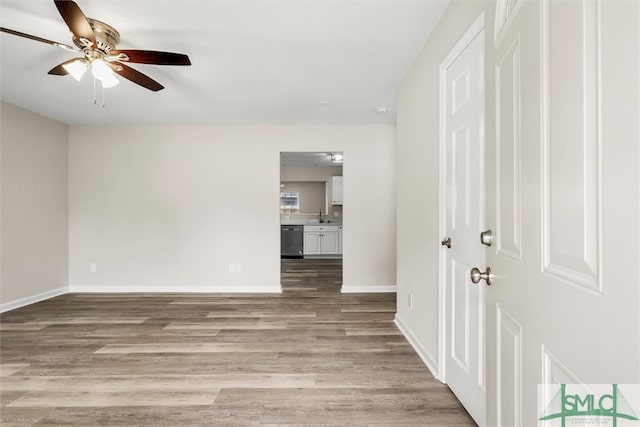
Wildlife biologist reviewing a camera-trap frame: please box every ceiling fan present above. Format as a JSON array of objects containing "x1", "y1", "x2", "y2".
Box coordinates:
[{"x1": 0, "y1": 0, "x2": 191, "y2": 92}]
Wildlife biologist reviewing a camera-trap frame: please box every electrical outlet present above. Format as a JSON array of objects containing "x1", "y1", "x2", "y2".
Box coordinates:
[
  {"x1": 90, "y1": 263, "x2": 97, "y2": 273},
  {"x1": 333, "y1": 212, "x2": 339, "y2": 217},
  {"x1": 235, "y1": 263, "x2": 242, "y2": 273},
  {"x1": 408, "y1": 292, "x2": 413, "y2": 308}
]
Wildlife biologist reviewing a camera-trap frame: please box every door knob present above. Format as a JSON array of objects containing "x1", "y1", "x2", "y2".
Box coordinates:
[
  {"x1": 470, "y1": 267, "x2": 493, "y2": 286},
  {"x1": 441, "y1": 237, "x2": 452, "y2": 248},
  {"x1": 480, "y1": 229, "x2": 493, "y2": 246}
]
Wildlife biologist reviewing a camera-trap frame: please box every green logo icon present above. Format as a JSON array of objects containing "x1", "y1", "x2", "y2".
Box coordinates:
[{"x1": 539, "y1": 384, "x2": 639, "y2": 427}]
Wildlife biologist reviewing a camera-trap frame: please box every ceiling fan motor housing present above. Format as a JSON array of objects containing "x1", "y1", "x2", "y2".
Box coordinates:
[{"x1": 73, "y1": 18, "x2": 119, "y2": 53}]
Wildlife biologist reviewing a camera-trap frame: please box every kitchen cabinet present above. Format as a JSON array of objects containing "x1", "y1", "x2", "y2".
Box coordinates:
[
  {"x1": 320, "y1": 230, "x2": 339, "y2": 254},
  {"x1": 303, "y1": 232, "x2": 321, "y2": 254},
  {"x1": 332, "y1": 176, "x2": 343, "y2": 205},
  {"x1": 304, "y1": 225, "x2": 340, "y2": 255}
]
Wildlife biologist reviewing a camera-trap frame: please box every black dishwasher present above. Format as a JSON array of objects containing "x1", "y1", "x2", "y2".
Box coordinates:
[{"x1": 281, "y1": 225, "x2": 303, "y2": 258}]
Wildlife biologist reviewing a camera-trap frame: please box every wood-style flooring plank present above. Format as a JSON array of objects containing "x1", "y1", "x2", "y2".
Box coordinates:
[
  {"x1": 7, "y1": 391, "x2": 220, "y2": 408},
  {"x1": 0, "y1": 364, "x2": 29, "y2": 377},
  {"x1": 0, "y1": 258, "x2": 475, "y2": 426}
]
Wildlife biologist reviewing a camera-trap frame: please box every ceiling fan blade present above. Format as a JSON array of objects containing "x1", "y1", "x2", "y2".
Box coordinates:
[
  {"x1": 53, "y1": 0, "x2": 95, "y2": 47},
  {"x1": 109, "y1": 50, "x2": 191, "y2": 66},
  {"x1": 112, "y1": 62, "x2": 164, "y2": 92},
  {"x1": 48, "y1": 58, "x2": 79, "y2": 75},
  {"x1": 1, "y1": 27, "x2": 77, "y2": 51}
]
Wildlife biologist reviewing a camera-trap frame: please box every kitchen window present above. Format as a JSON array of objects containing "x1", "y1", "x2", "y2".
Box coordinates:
[{"x1": 280, "y1": 192, "x2": 300, "y2": 212}]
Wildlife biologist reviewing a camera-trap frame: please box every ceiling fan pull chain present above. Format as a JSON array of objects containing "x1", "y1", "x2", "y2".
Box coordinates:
[
  {"x1": 102, "y1": 84, "x2": 106, "y2": 108},
  {"x1": 92, "y1": 77, "x2": 97, "y2": 105}
]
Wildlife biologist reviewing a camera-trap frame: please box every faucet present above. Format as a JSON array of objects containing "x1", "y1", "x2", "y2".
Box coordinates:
[{"x1": 319, "y1": 209, "x2": 324, "y2": 223}]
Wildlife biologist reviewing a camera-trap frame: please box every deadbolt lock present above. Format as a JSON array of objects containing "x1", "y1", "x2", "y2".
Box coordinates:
[{"x1": 480, "y1": 229, "x2": 493, "y2": 247}]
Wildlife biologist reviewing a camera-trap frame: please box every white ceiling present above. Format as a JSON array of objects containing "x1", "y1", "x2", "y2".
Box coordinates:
[{"x1": 0, "y1": 0, "x2": 448, "y2": 126}]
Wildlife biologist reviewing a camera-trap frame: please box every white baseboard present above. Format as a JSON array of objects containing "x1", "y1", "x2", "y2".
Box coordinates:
[
  {"x1": 341, "y1": 285, "x2": 397, "y2": 293},
  {"x1": 0, "y1": 285, "x2": 283, "y2": 313},
  {"x1": 68, "y1": 284, "x2": 283, "y2": 293},
  {"x1": 394, "y1": 314, "x2": 441, "y2": 381},
  {"x1": 0, "y1": 286, "x2": 68, "y2": 313}
]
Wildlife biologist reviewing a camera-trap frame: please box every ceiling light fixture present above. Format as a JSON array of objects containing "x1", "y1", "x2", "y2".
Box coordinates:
[
  {"x1": 62, "y1": 58, "x2": 88, "y2": 81},
  {"x1": 66, "y1": 18, "x2": 125, "y2": 95},
  {"x1": 91, "y1": 59, "x2": 113, "y2": 81},
  {"x1": 91, "y1": 59, "x2": 119, "y2": 87},
  {"x1": 100, "y1": 73, "x2": 120, "y2": 88},
  {"x1": 61, "y1": 56, "x2": 119, "y2": 105}
]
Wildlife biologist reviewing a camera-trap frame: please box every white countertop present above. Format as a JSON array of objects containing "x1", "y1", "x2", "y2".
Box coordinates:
[{"x1": 281, "y1": 220, "x2": 342, "y2": 226}]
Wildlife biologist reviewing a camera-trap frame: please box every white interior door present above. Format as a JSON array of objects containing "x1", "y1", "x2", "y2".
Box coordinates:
[
  {"x1": 441, "y1": 18, "x2": 486, "y2": 426},
  {"x1": 485, "y1": 1, "x2": 640, "y2": 425}
]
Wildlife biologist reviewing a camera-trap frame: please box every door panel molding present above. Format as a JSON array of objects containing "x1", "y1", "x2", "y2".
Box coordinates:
[
  {"x1": 495, "y1": 0, "x2": 524, "y2": 48},
  {"x1": 476, "y1": 281, "x2": 486, "y2": 390},
  {"x1": 496, "y1": 35, "x2": 522, "y2": 262},
  {"x1": 453, "y1": 125, "x2": 473, "y2": 229},
  {"x1": 541, "y1": 345, "x2": 582, "y2": 385},
  {"x1": 453, "y1": 67, "x2": 472, "y2": 114},
  {"x1": 496, "y1": 304, "x2": 522, "y2": 427},
  {"x1": 452, "y1": 259, "x2": 471, "y2": 372},
  {"x1": 541, "y1": 0, "x2": 602, "y2": 294},
  {"x1": 539, "y1": 346, "x2": 589, "y2": 419}
]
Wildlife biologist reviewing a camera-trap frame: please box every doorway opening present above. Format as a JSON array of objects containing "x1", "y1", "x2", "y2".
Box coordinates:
[{"x1": 279, "y1": 152, "x2": 343, "y2": 293}]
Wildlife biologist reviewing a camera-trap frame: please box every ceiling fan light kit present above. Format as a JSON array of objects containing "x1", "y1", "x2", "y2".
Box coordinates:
[
  {"x1": 91, "y1": 59, "x2": 117, "y2": 85},
  {"x1": 62, "y1": 58, "x2": 88, "y2": 81},
  {"x1": 0, "y1": 0, "x2": 191, "y2": 104}
]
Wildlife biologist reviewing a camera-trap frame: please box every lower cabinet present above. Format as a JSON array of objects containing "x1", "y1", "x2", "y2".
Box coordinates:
[
  {"x1": 303, "y1": 225, "x2": 340, "y2": 255},
  {"x1": 303, "y1": 232, "x2": 321, "y2": 254}
]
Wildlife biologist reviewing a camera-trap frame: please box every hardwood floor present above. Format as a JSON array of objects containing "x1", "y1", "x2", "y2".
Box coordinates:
[{"x1": 0, "y1": 259, "x2": 475, "y2": 426}]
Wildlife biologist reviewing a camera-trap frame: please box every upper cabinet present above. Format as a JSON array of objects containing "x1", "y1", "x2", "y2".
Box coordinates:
[{"x1": 332, "y1": 176, "x2": 343, "y2": 205}]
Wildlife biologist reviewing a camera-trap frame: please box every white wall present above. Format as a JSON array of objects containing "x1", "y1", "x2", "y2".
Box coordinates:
[
  {"x1": 395, "y1": 1, "x2": 488, "y2": 372},
  {"x1": 68, "y1": 125, "x2": 396, "y2": 292},
  {"x1": 0, "y1": 102, "x2": 68, "y2": 310}
]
